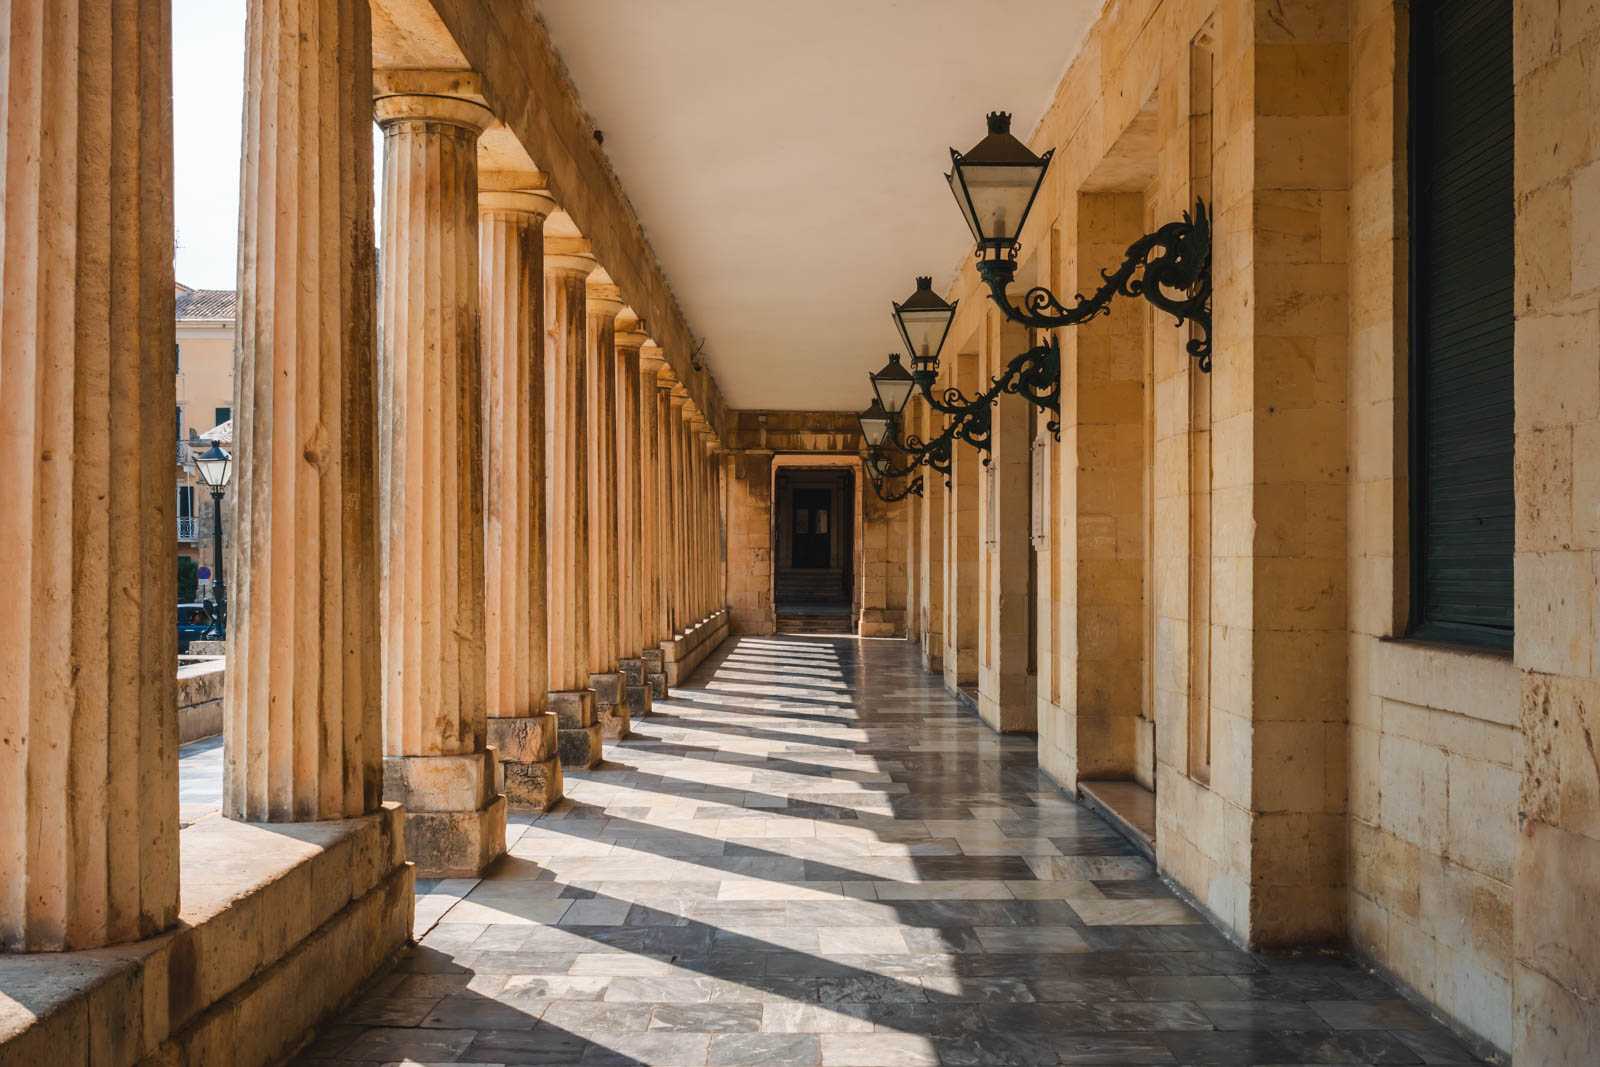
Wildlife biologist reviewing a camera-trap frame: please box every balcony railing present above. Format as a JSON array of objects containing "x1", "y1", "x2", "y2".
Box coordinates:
[
  {"x1": 177, "y1": 439, "x2": 191, "y2": 466},
  {"x1": 177, "y1": 516, "x2": 198, "y2": 541}
]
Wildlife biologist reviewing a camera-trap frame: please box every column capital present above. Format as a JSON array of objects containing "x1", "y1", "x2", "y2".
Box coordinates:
[
  {"x1": 586, "y1": 279, "x2": 625, "y2": 318},
  {"x1": 545, "y1": 236, "x2": 597, "y2": 278},
  {"x1": 479, "y1": 188, "x2": 555, "y2": 220},
  {"x1": 615, "y1": 309, "x2": 649, "y2": 350},
  {"x1": 374, "y1": 70, "x2": 494, "y2": 134},
  {"x1": 639, "y1": 340, "x2": 667, "y2": 377}
]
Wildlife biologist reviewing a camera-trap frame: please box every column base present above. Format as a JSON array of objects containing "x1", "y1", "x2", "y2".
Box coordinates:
[
  {"x1": 382, "y1": 750, "x2": 507, "y2": 877},
  {"x1": 620, "y1": 657, "x2": 655, "y2": 719},
  {"x1": 642, "y1": 648, "x2": 669, "y2": 700},
  {"x1": 591, "y1": 669, "x2": 631, "y2": 741},
  {"x1": 487, "y1": 712, "x2": 564, "y2": 811},
  {"x1": 550, "y1": 688, "x2": 603, "y2": 769}
]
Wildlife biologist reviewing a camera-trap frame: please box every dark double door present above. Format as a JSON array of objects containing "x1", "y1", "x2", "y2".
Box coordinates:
[{"x1": 791, "y1": 488, "x2": 832, "y2": 569}]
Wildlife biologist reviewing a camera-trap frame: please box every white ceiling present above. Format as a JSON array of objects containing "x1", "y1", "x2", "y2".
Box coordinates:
[{"x1": 535, "y1": 0, "x2": 1101, "y2": 411}]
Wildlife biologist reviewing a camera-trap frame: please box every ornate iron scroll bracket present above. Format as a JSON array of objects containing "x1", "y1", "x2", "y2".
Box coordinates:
[
  {"x1": 911, "y1": 338, "x2": 1060, "y2": 440},
  {"x1": 975, "y1": 198, "x2": 1214, "y2": 372},
  {"x1": 867, "y1": 472, "x2": 925, "y2": 503}
]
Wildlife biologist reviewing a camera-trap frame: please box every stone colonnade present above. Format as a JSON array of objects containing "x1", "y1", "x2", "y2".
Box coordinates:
[{"x1": 1, "y1": 9, "x2": 729, "y2": 948}]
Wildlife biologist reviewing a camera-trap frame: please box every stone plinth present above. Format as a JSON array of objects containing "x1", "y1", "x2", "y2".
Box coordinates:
[
  {"x1": 374, "y1": 72, "x2": 505, "y2": 877},
  {"x1": 0, "y1": 0, "x2": 179, "y2": 952},
  {"x1": 383, "y1": 751, "x2": 506, "y2": 878},
  {"x1": 642, "y1": 648, "x2": 669, "y2": 700},
  {"x1": 619, "y1": 657, "x2": 653, "y2": 720},
  {"x1": 551, "y1": 689, "x2": 603, "y2": 769},
  {"x1": 486, "y1": 712, "x2": 562, "y2": 811},
  {"x1": 591, "y1": 669, "x2": 630, "y2": 740}
]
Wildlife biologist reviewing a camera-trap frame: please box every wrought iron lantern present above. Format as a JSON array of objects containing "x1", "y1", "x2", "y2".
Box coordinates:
[
  {"x1": 870, "y1": 353, "x2": 917, "y2": 417},
  {"x1": 947, "y1": 112, "x2": 1053, "y2": 267},
  {"x1": 948, "y1": 111, "x2": 1213, "y2": 371},
  {"x1": 891, "y1": 276, "x2": 957, "y2": 381},
  {"x1": 857, "y1": 399, "x2": 893, "y2": 448}
]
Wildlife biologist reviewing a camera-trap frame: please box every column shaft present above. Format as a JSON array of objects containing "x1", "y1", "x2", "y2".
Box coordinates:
[
  {"x1": 0, "y1": 0, "x2": 178, "y2": 951},
  {"x1": 480, "y1": 188, "x2": 562, "y2": 810},
  {"x1": 376, "y1": 79, "x2": 504, "y2": 876},
  {"x1": 639, "y1": 348, "x2": 669, "y2": 698},
  {"x1": 615, "y1": 325, "x2": 653, "y2": 718},
  {"x1": 667, "y1": 394, "x2": 689, "y2": 636},
  {"x1": 229, "y1": 0, "x2": 382, "y2": 825},
  {"x1": 544, "y1": 249, "x2": 603, "y2": 768},
  {"x1": 585, "y1": 282, "x2": 627, "y2": 739}
]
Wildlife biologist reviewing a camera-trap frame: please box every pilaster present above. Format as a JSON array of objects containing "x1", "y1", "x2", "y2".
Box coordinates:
[
  {"x1": 480, "y1": 183, "x2": 563, "y2": 810},
  {"x1": 0, "y1": 0, "x2": 179, "y2": 950},
  {"x1": 374, "y1": 73, "x2": 505, "y2": 875}
]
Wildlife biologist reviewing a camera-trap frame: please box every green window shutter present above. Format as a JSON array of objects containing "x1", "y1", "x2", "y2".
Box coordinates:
[{"x1": 1410, "y1": 0, "x2": 1515, "y2": 648}]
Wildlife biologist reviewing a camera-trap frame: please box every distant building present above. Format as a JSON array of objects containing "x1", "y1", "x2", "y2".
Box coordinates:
[{"x1": 175, "y1": 284, "x2": 235, "y2": 594}]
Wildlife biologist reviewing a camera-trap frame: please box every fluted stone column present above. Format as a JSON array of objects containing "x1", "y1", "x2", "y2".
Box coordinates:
[
  {"x1": 692, "y1": 418, "x2": 714, "y2": 622},
  {"x1": 375, "y1": 73, "x2": 505, "y2": 876},
  {"x1": 228, "y1": 0, "x2": 383, "y2": 827},
  {"x1": 480, "y1": 183, "x2": 562, "y2": 810},
  {"x1": 639, "y1": 344, "x2": 669, "y2": 698},
  {"x1": 0, "y1": 0, "x2": 178, "y2": 951},
  {"x1": 585, "y1": 279, "x2": 628, "y2": 740},
  {"x1": 686, "y1": 408, "x2": 708, "y2": 625},
  {"x1": 667, "y1": 388, "x2": 690, "y2": 638},
  {"x1": 544, "y1": 240, "x2": 603, "y2": 768},
  {"x1": 615, "y1": 318, "x2": 654, "y2": 718}
]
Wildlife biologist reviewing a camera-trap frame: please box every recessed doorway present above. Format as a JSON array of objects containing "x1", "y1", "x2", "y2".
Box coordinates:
[{"x1": 773, "y1": 468, "x2": 855, "y2": 633}]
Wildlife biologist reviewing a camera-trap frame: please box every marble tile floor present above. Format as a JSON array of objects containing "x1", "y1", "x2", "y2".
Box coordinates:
[{"x1": 294, "y1": 635, "x2": 1485, "y2": 1066}]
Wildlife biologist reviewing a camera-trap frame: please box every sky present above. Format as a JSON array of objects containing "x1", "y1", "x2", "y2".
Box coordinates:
[
  {"x1": 173, "y1": 0, "x2": 381, "y2": 291},
  {"x1": 172, "y1": 0, "x2": 246, "y2": 290}
]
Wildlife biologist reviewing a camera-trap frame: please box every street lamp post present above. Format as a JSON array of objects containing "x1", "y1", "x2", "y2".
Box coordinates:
[{"x1": 193, "y1": 443, "x2": 233, "y2": 640}]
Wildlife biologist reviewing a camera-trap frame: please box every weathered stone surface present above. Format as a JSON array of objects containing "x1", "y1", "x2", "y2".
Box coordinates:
[
  {"x1": 549, "y1": 688, "x2": 597, "y2": 730},
  {"x1": 229, "y1": 0, "x2": 383, "y2": 824},
  {"x1": 178, "y1": 661, "x2": 226, "y2": 744},
  {"x1": 557, "y1": 724, "x2": 605, "y2": 770},
  {"x1": 481, "y1": 185, "x2": 556, "y2": 728},
  {"x1": 400, "y1": 796, "x2": 507, "y2": 879},
  {"x1": 501, "y1": 756, "x2": 563, "y2": 812},
  {"x1": 382, "y1": 751, "x2": 496, "y2": 813},
  {"x1": 598, "y1": 701, "x2": 631, "y2": 742},
  {"x1": 0, "y1": 0, "x2": 179, "y2": 952},
  {"x1": 485, "y1": 712, "x2": 559, "y2": 764},
  {"x1": 546, "y1": 246, "x2": 597, "y2": 706},
  {"x1": 0, "y1": 807, "x2": 410, "y2": 1066},
  {"x1": 590, "y1": 670, "x2": 625, "y2": 705}
]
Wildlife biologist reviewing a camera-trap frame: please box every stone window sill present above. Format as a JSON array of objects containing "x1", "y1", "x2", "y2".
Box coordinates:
[{"x1": 1372, "y1": 635, "x2": 1520, "y2": 727}]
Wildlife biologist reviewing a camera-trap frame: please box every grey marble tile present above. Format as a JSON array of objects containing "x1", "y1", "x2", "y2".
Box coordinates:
[{"x1": 291, "y1": 637, "x2": 1482, "y2": 1067}]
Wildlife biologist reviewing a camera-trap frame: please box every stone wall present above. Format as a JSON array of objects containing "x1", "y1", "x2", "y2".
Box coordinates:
[
  {"x1": 908, "y1": 0, "x2": 1599, "y2": 1055},
  {"x1": 177, "y1": 659, "x2": 226, "y2": 743},
  {"x1": 726, "y1": 450, "x2": 776, "y2": 634},
  {"x1": 1343, "y1": 0, "x2": 1520, "y2": 1050},
  {"x1": 1510, "y1": 2, "x2": 1600, "y2": 1061}
]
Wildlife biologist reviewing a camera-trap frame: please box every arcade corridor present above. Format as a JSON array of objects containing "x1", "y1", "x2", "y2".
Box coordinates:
[{"x1": 294, "y1": 637, "x2": 1483, "y2": 1066}]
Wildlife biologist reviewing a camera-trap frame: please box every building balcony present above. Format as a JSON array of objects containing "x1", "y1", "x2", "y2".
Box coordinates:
[{"x1": 177, "y1": 516, "x2": 198, "y2": 542}]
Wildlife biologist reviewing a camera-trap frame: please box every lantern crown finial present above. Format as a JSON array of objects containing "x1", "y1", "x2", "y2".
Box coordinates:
[
  {"x1": 915, "y1": 276, "x2": 933, "y2": 290},
  {"x1": 986, "y1": 111, "x2": 1011, "y2": 134}
]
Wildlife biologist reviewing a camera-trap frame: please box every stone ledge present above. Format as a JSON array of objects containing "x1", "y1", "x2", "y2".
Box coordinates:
[
  {"x1": 0, "y1": 806, "x2": 413, "y2": 1067},
  {"x1": 177, "y1": 659, "x2": 226, "y2": 743},
  {"x1": 662, "y1": 607, "x2": 731, "y2": 685}
]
